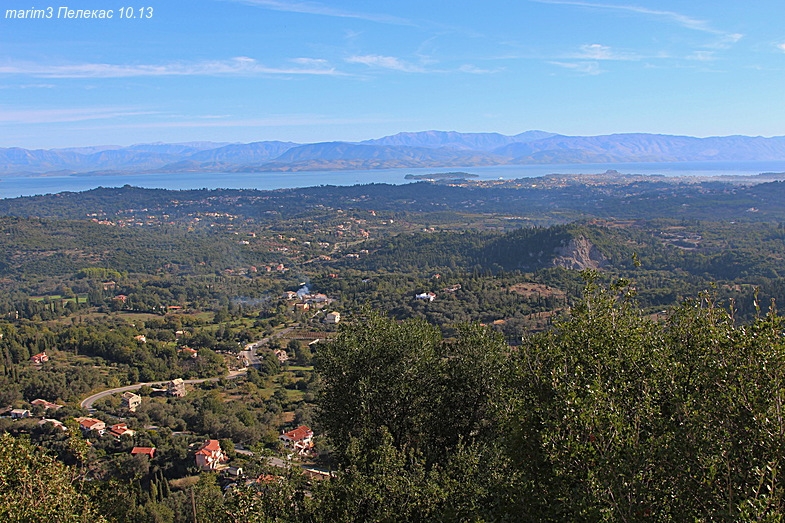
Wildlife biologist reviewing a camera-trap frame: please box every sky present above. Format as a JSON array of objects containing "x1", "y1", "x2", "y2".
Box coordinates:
[{"x1": 1, "y1": 0, "x2": 785, "y2": 148}]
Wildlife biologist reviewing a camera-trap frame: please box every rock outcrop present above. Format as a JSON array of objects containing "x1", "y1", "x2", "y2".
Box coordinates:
[{"x1": 552, "y1": 236, "x2": 608, "y2": 270}]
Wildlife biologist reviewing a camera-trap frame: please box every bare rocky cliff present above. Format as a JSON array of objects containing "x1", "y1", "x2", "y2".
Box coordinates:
[{"x1": 552, "y1": 236, "x2": 608, "y2": 270}]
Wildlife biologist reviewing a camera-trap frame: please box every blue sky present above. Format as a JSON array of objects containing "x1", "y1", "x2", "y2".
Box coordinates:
[{"x1": 1, "y1": 0, "x2": 785, "y2": 148}]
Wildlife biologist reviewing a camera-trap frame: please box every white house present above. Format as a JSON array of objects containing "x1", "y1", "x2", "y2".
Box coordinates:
[
  {"x1": 415, "y1": 292, "x2": 437, "y2": 302},
  {"x1": 279, "y1": 425, "x2": 314, "y2": 455}
]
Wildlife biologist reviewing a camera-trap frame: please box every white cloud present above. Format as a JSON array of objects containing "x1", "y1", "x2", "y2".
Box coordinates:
[
  {"x1": 549, "y1": 61, "x2": 603, "y2": 75},
  {"x1": 0, "y1": 107, "x2": 154, "y2": 124},
  {"x1": 777, "y1": 43, "x2": 785, "y2": 53},
  {"x1": 66, "y1": 114, "x2": 404, "y2": 131},
  {"x1": 687, "y1": 51, "x2": 715, "y2": 61},
  {"x1": 290, "y1": 58, "x2": 330, "y2": 66},
  {"x1": 345, "y1": 55, "x2": 425, "y2": 73},
  {"x1": 532, "y1": 0, "x2": 726, "y2": 34},
  {"x1": 573, "y1": 43, "x2": 638, "y2": 61},
  {"x1": 0, "y1": 83, "x2": 56, "y2": 89},
  {"x1": 225, "y1": 0, "x2": 413, "y2": 26},
  {"x1": 458, "y1": 64, "x2": 502, "y2": 74},
  {"x1": 0, "y1": 57, "x2": 344, "y2": 78},
  {"x1": 579, "y1": 44, "x2": 614, "y2": 60}
]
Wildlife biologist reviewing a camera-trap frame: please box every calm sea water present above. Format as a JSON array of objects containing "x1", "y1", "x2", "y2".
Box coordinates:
[{"x1": 3, "y1": 161, "x2": 785, "y2": 199}]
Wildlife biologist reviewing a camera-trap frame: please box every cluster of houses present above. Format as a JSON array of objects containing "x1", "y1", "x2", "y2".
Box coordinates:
[
  {"x1": 282, "y1": 290, "x2": 340, "y2": 324},
  {"x1": 415, "y1": 284, "x2": 461, "y2": 303},
  {"x1": 1, "y1": 397, "x2": 64, "y2": 421},
  {"x1": 75, "y1": 418, "x2": 136, "y2": 438}
]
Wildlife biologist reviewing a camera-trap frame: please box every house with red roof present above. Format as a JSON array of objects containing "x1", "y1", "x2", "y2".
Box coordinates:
[
  {"x1": 38, "y1": 418, "x2": 67, "y2": 431},
  {"x1": 279, "y1": 425, "x2": 314, "y2": 455},
  {"x1": 31, "y1": 399, "x2": 63, "y2": 411},
  {"x1": 131, "y1": 447, "x2": 156, "y2": 459},
  {"x1": 195, "y1": 439, "x2": 228, "y2": 471},
  {"x1": 109, "y1": 423, "x2": 136, "y2": 438},
  {"x1": 31, "y1": 352, "x2": 49, "y2": 364},
  {"x1": 76, "y1": 417, "x2": 106, "y2": 435}
]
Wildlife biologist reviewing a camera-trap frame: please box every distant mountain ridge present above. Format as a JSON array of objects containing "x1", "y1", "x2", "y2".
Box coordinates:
[{"x1": 3, "y1": 131, "x2": 785, "y2": 175}]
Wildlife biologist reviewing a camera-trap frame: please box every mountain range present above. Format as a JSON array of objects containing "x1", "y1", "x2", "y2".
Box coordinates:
[{"x1": 3, "y1": 131, "x2": 785, "y2": 175}]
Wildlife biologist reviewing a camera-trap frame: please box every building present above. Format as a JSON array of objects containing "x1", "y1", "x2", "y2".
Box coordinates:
[
  {"x1": 122, "y1": 391, "x2": 142, "y2": 412},
  {"x1": 179, "y1": 347, "x2": 198, "y2": 358},
  {"x1": 131, "y1": 447, "x2": 156, "y2": 459},
  {"x1": 77, "y1": 417, "x2": 106, "y2": 434},
  {"x1": 279, "y1": 425, "x2": 314, "y2": 455},
  {"x1": 168, "y1": 378, "x2": 186, "y2": 397},
  {"x1": 195, "y1": 440, "x2": 228, "y2": 471},
  {"x1": 10, "y1": 409, "x2": 30, "y2": 419},
  {"x1": 225, "y1": 466, "x2": 243, "y2": 478},
  {"x1": 415, "y1": 292, "x2": 437, "y2": 302},
  {"x1": 109, "y1": 423, "x2": 136, "y2": 438},
  {"x1": 30, "y1": 352, "x2": 49, "y2": 364},
  {"x1": 325, "y1": 311, "x2": 341, "y2": 324},
  {"x1": 38, "y1": 418, "x2": 67, "y2": 431},
  {"x1": 31, "y1": 399, "x2": 63, "y2": 411}
]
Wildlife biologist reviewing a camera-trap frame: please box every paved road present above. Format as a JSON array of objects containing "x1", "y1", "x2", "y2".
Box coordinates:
[
  {"x1": 239, "y1": 327, "x2": 294, "y2": 367},
  {"x1": 79, "y1": 369, "x2": 247, "y2": 410}
]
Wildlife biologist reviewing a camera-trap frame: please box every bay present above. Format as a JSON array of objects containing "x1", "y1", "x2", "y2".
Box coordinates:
[{"x1": 3, "y1": 160, "x2": 785, "y2": 199}]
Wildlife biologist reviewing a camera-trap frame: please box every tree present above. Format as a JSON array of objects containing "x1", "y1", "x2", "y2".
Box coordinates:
[
  {"x1": 509, "y1": 276, "x2": 785, "y2": 520},
  {"x1": 0, "y1": 433, "x2": 107, "y2": 522},
  {"x1": 316, "y1": 313, "x2": 442, "y2": 459},
  {"x1": 316, "y1": 312, "x2": 509, "y2": 467}
]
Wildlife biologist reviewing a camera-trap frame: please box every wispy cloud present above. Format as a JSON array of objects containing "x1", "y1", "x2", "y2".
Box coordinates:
[
  {"x1": 345, "y1": 54, "x2": 499, "y2": 75},
  {"x1": 225, "y1": 0, "x2": 414, "y2": 26},
  {"x1": 0, "y1": 107, "x2": 154, "y2": 124},
  {"x1": 68, "y1": 114, "x2": 405, "y2": 131},
  {"x1": 777, "y1": 43, "x2": 785, "y2": 53},
  {"x1": 549, "y1": 61, "x2": 603, "y2": 75},
  {"x1": 687, "y1": 51, "x2": 715, "y2": 61},
  {"x1": 573, "y1": 43, "x2": 638, "y2": 60},
  {"x1": 345, "y1": 55, "x2": 426, "y2": 73},
  {"x1": 0, "y1": 57, "x2": 344, "y2": 78},
  {"x1": 0, "y1": 83, "x2": 56, "y2": 89},
  {"x1": 531, "y1": 0, "x2": 738, "y2": 37},
  {"x1": 458, "y1": 64, "x2": 503, "y2": 74}
]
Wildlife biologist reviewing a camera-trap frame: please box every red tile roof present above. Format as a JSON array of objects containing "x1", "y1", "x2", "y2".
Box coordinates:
[
  {"x1": 131, "y1": 447, "x2": 155, "y2": 458},
  {"x1": 282, "y1": 425, "x2": 313, "y2": 442},
  {"x1": 196, "y1": 439, "x2": 222, "y2": 455},
  {"x1": 79, "y1": 418, "x2": 104, "y2": 430}
]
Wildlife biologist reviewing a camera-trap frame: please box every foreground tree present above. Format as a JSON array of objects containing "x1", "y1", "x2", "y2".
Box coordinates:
[
  {"x1": 0, "y1": 433, "x2": 107, "y2": 522},
  {"x1": 511, "y1": 276, "x2": 785, "y2": 520},
  {"x1": 314, "y1": 313, "x2": 522, "y2": 521},
  {"x1": 316, "y1": 313, "x2": 509, "y2": 463}
]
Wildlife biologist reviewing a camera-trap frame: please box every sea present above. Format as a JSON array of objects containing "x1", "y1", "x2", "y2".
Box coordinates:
[{"x1": 3, "y1": 160, "x2": 785, "y2": 200}]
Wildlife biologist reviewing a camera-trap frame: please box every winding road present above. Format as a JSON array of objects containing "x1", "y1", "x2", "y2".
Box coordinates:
[
  {"x1": 79, "y1": 369, "x2": 247, "y2": 410},
  {"x1": 82, "y1": 328, "x2": 294, "y2": 410}
]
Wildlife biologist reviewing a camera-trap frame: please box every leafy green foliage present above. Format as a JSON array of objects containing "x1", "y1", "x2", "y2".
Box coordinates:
[{"x1": 0, "y1": 433, "x2": 106, "y2": 522}]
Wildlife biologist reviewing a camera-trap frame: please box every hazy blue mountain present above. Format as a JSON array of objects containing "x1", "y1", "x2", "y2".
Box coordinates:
[
  {"x1": 186, "y1": 141, "x2": 298, "y2": 163},
  {"x1": 0, "y1": 147, "x2": 84, "y2": 173},
  {"x1": 360, "y1": 130, "x2": 557, "y2": 151},
  {"x1": 496, "y1": 133, "x2": 785, "y2": 163},
  {"x1": 124, "y1": 142, "x2": 231, "y2": 154},
  {"x1": 273, "y1": 142, "x2": 468, "y2": 162},
  {"x1": 3, "y1": 132, "x2": 785, "y2": 175}
]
